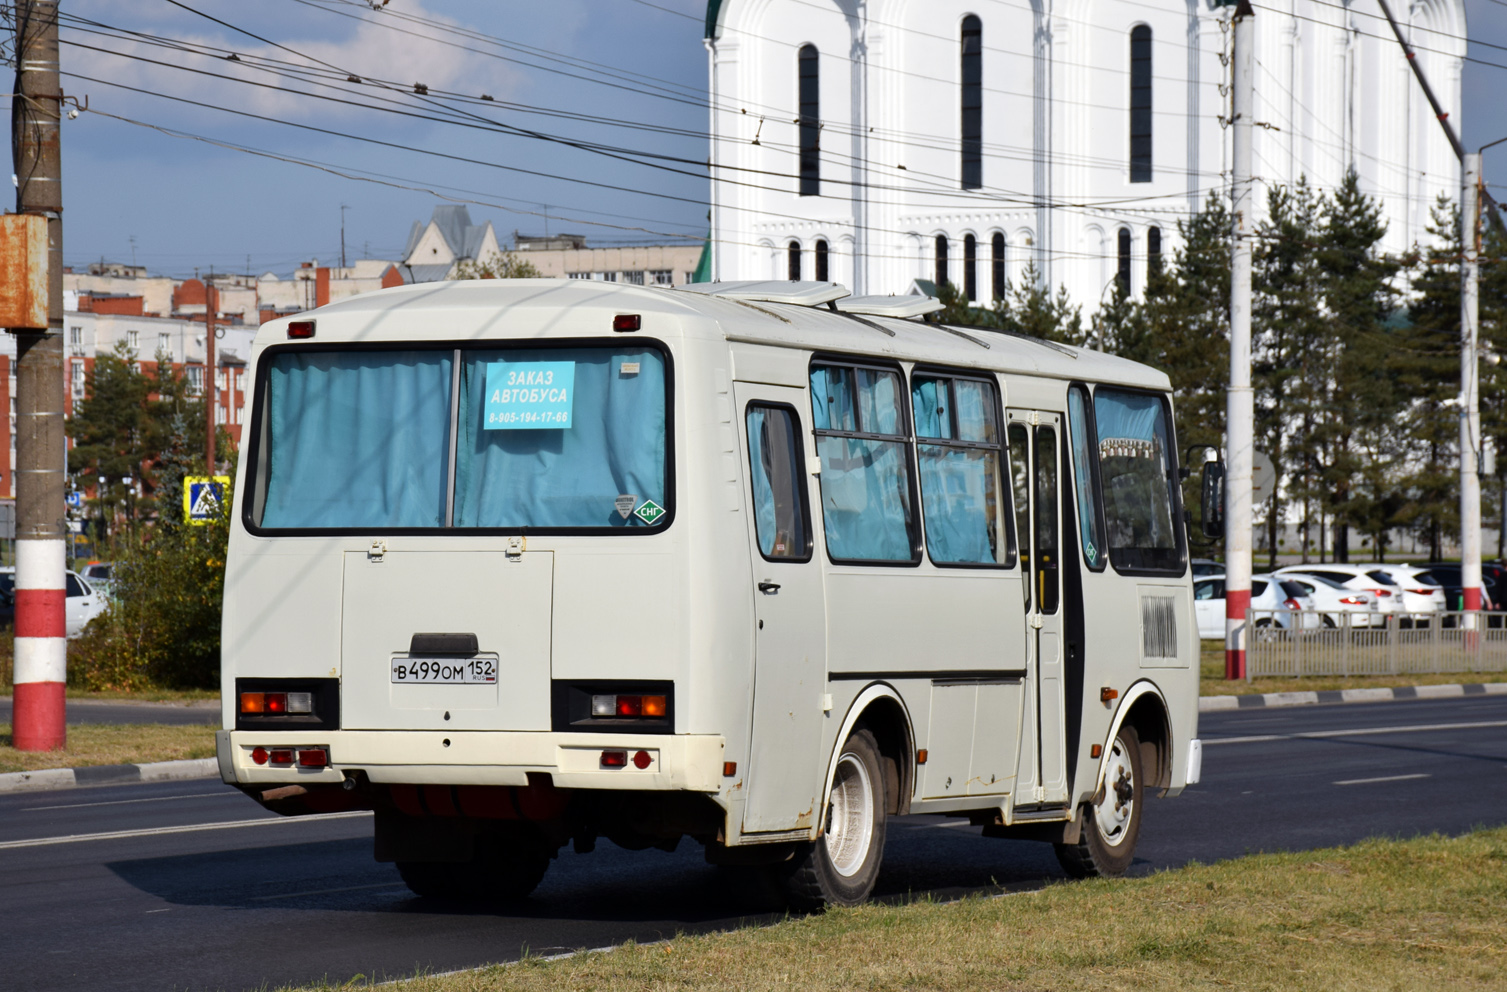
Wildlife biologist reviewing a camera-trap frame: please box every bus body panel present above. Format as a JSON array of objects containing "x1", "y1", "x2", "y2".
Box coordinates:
[{"x1": 218, "y1": 280, "x2": 1197, "y2": 857}]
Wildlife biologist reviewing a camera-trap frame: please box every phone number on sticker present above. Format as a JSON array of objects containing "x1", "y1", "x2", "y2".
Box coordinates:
[
  {"x1": 391, "y1": 658, "x2": 498, "y2": 684},
  {"x1": 487, "y1": 410, "x2": 571, "y2": 426}
]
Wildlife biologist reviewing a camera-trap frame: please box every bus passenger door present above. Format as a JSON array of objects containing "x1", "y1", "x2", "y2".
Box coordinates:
[
  {"x1": 736, "y1": 385, "x2": 828, "y2": 834},
  {"x1": 1008, "y1": 413, "x2": 1069, "y2": 807}
]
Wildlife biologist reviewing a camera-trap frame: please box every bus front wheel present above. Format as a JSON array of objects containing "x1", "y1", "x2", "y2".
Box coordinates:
[
  {"x1": 779, "y1": 728, "x2": 888, "y2": 911},
  {"x1": 1055, "y1": 723, "x2": 1144, "y2": 879},
  {"x1": 397, "y1": 822, "x2": 551, "y2": 902}
]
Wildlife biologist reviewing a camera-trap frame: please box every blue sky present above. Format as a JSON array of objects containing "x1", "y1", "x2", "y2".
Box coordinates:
[{"x1": 17, "y1": 0, "x2": 1507, "y2": 278}]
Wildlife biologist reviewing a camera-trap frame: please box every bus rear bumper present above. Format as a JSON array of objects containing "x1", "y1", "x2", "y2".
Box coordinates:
[{"x1": 217, "y1": 730, "x2": 727, "y2": 793}]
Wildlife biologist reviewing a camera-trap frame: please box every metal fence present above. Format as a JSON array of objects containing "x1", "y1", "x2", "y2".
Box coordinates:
[{"x1": 1245, "y1": 610, "x2": 1507, "y2": 679}]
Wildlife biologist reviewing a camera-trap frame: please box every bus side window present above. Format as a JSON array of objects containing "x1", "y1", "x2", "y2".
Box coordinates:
[
  {"x1": 1007, "y1": 423, "x2": 1032, "y2": 608},
  {"x1": 809, "y1": 362, "x2": 919, "y2": 564},
  {"x1": 1034, "y1": 425, "x2": 1060, "y2": 615},
  {"x1": 746, "y1": 405, "x2": 813, "y2": 561},
  {"x1": 1066, "y1": 385, "x2": 1105, "y2": 571}
]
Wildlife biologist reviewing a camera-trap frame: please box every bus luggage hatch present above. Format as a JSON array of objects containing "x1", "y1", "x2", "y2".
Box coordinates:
[{"x1": 339, "y1": 550, "x2": 554, "y2": 732}]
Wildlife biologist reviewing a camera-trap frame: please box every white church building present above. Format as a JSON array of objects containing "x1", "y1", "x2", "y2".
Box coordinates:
[{"x1": 702, "y1": 0, "x2": 1466, "y2": 309}]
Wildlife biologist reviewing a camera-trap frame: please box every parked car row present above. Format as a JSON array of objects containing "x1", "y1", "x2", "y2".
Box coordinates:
[
  {"x1": 0, "y1": 565, "x2": 109, "y2": 638},
  {"x1": 1189, "y1": 558, "x2": 1507, "y2": 638},
  {"x1": 1194, "y1": 573, "x2": 1321, "y2": 639}
]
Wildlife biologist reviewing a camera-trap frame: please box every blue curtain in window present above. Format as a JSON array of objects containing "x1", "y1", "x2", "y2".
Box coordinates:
[
  {"x1": 1094, "y1": 390, "x2": 1164, "y2": 451},
  {"x1": 911, "y1": 377, "x2": 949, "y2": 438},
  {"x1": 816, "y1": 437, "x2": 912, "y2": 561},
  {"x1": 453, "y1": 348, "x2": 666, "y2": 528},
  {"x1": 918, "y1": 446, "x2": 996, "y2": 563},
  {"x1": 952, "y1": 380, "x2": 993, "y2": 442},
  {"x1": 262, "y1": 351, "x2": 452, "y2": 528},
  {"x1": 810, "y1": 365, "x2": 857, "y2": 432},
  {"x1": 747, "y1": 407, "x2": 778, "y2": 557},
  {"x1": 1068, "y1": 387, "x2": 1105, "y2": 568}
]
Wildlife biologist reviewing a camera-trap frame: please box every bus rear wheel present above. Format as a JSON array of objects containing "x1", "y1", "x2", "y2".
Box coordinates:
[
  {"x1": 397, "y1": 822, "x2": 551, "y2": 902},
  {"x1": 779, "y1": 728, "x2": 887, "y2": 911},
  {"x1": 1055, "y1": 723, "x2": 1143, "y2": 879}
]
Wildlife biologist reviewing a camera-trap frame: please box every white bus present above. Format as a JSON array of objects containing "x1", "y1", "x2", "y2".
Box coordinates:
[{"x1": 216, "y1": 279, "x2": 1202, "y2": 908}]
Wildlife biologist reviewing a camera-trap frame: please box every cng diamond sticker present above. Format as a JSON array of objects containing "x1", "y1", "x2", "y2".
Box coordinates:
[{"x1": 632, "y1": 499, "x2": 665, "y2": 526}]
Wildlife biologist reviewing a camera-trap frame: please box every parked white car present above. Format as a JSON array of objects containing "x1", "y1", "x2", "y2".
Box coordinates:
[
  {"x1": 0, "y1": 566, "x2": 106, "y2": 638},
  {"x1": 1373, "y1": 564, "x2": 1448, "y2": 616},
  {"x1": 1193, "y1": 572, "x2": 1318, "y2": 639},
  {"x1": 1278, "y1": 572, "x2": 1382, "y2": 628},
  {"x1": 1275, "y1": 563, "x2": 1441, "y2": 625}
]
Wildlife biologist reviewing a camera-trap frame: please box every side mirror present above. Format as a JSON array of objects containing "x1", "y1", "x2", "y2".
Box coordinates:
[{"x1": 1200, "y1": 461, "x2": 1225, "y2": 540}]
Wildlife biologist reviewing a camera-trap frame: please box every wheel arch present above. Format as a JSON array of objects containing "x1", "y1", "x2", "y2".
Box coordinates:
[
  {"x1": 1099, "y1": 680, "x2": 1172, "y2": 797},
  {"x1": 824, "y1": 683, "x2": 916, "y2": 820}
]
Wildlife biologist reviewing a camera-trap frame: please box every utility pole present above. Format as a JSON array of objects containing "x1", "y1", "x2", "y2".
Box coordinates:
[
  {"x1": 205, "y1": 284, "x2": 217, "y2": 472},
  {"x1": 340, "y1": 204, "x2": 348, "y2": 270},
  {"x1": 1225, "y1": 0, "x2": 1255, "y2": 681},
  {"x1": 1462, "y1": 154, "x2": 1482, "y2": 615},
  {"x1": 9, "y1": 0, "x2": 68, "y2": 750}
]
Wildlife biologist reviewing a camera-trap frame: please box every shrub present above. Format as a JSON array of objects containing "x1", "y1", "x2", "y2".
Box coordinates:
[{"x1": 68, "y1": 474, "x2": 228, "y2": 691}]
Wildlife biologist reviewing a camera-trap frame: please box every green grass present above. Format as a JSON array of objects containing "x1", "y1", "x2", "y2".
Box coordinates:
[
  {"x1": 0, "y1": 723, "x2": 217, "y2": 774},
  {"x1": 286, "y1": 828, "x2": 1507, "y2": 992}
]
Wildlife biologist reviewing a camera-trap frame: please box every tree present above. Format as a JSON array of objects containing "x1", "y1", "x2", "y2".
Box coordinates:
[
  {"x1": 1253, "y1": 177, "x2": 1322, "y2": 567},
  {"x1": 450, "y1": 251, "x2": 543, "y2": 280},
  {"x1": 1311, "y1": 170, "x2": 1403, "y2": 562},
  {"x1": 68, "y1": 343, "x2": 159, "y2": 531},
  {"x1": 1396, "y1": 196, "x2": 1464, "y2": 561}
]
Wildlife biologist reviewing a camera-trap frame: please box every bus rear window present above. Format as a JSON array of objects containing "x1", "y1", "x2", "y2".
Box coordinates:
[
  {"x1": 259, "y1": 350, "x2": 454, "y2": 529},
  {"x1": 453, "y1": 347, "x2": 667, "y2": 528},
  {"x1": 252, "y1": 345, "x2": 669, "y2": 533}
]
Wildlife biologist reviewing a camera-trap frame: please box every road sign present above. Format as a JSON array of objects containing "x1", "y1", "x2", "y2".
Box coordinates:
[
  {"x1": 184, "y1": 475, "x2": 232, "y2": 525},
  {"x1": 65, "y1": 491, "x2": 81, "y2": 509},
  {"x1": 1252, "y1": 450, "x2": 1276, "y2": 504}
]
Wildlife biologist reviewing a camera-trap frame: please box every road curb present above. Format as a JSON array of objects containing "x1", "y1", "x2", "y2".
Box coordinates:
[
  {"x1": 1199, "y1": 681, "x2": 1507, "y2": 712},
  {"x1": 0, "y1": 757, "x2": 218, "y2": 794}
]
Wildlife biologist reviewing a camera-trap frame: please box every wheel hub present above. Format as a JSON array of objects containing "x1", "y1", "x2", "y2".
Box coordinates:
[
  {"x1": 1093, "y1": 740, "x2": 1135, "y2": 845},
  {"x1": 824, "y1": 752, "x2": 875, "y2": 878}
]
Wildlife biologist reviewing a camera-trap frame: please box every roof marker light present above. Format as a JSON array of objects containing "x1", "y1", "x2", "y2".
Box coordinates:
[
  {"x1": 612, "y1": 314, "x2": 641, "y2": 332},
  {"x1": 287, "y1": 320, "x2": 316, "y2": 339}
]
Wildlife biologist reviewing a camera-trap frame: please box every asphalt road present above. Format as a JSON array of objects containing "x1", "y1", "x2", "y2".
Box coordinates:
[
  {"x1": 0, "y1": 698, "x2": 219, "y2": 726},
  {"x1": 2, "y1": 695, "x2": 1504, "y2": 992}
]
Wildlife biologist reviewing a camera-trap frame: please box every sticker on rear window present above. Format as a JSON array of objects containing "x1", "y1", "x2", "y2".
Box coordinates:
[{"x1": 485, "y1": 361, "x2": 575, "y2": 429}]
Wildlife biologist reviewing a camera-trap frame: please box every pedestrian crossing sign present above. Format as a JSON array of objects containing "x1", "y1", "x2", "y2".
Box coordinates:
[{"x1": 184, "y1": 476, "x2": 232, "y2": 525}]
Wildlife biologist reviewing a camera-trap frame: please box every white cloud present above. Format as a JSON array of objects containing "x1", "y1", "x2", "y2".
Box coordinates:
[{"x1": 65, "y1": 0, "x2": 519, "y2": 131}]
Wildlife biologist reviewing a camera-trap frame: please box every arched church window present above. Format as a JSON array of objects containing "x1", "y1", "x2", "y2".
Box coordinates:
[
  {"x1": 788, "y1": 240, "x2": 802, "y2": 281},
  {"x1": 963, "y1": 234, "x2": 978, "y2": 301},
  {"x1": 1130, "y1": 26, "x2": 1152, "y2": 182},
  {"x1": 935, "y1": 235, "x2": 949, "y2": 290},
  {"x1": 1147, "y1": 226, "x2": 1162, "y2": 275},
  {"x1": 815, "y1": 239, "x2": 830, "y2": 281},
  {"x1": 799, "y1": 45, "x2": 820, "y2": 196},
  {"x1": 1117, "y1": 227, "x2": 1132, "y2": 295},
  {"x1": 991, "y1": 232, "x2": 1006, "y2": 300},
  {"x1": 961, "y1": 15, "x2": 982, "y2": 190}
]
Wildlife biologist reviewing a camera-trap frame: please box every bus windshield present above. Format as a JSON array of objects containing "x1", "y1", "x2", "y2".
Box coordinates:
[{"x1": 252, "y1": 344, "x2": 669, "y2": 532}]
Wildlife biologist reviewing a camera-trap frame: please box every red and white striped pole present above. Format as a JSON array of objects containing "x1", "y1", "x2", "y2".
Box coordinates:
[
  {"x1": 10, "y1": 0, "x2": 68, "y2": 751},
  {"x1": 13, "y1": 541, "x2": 67, "y2": 750}
]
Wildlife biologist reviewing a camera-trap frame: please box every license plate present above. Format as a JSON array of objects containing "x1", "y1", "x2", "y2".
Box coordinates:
[{"x1": 391, "y1": 657, "x2": 497, "y2": 684}]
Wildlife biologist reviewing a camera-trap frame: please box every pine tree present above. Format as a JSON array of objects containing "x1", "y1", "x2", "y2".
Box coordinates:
[
  {"x1": 1310, "y1": 169, "x2": 1403, "y2": 562},
  {"x1": 1396, "y1": 196, "x2": 1464, "y2": 561},
  {"x1": 1005, "y1": 261, "x2": 1082, "y2": 344},
  {"x1": 1253, "y1": 177, "x2": 1322, "y2": 568}
]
